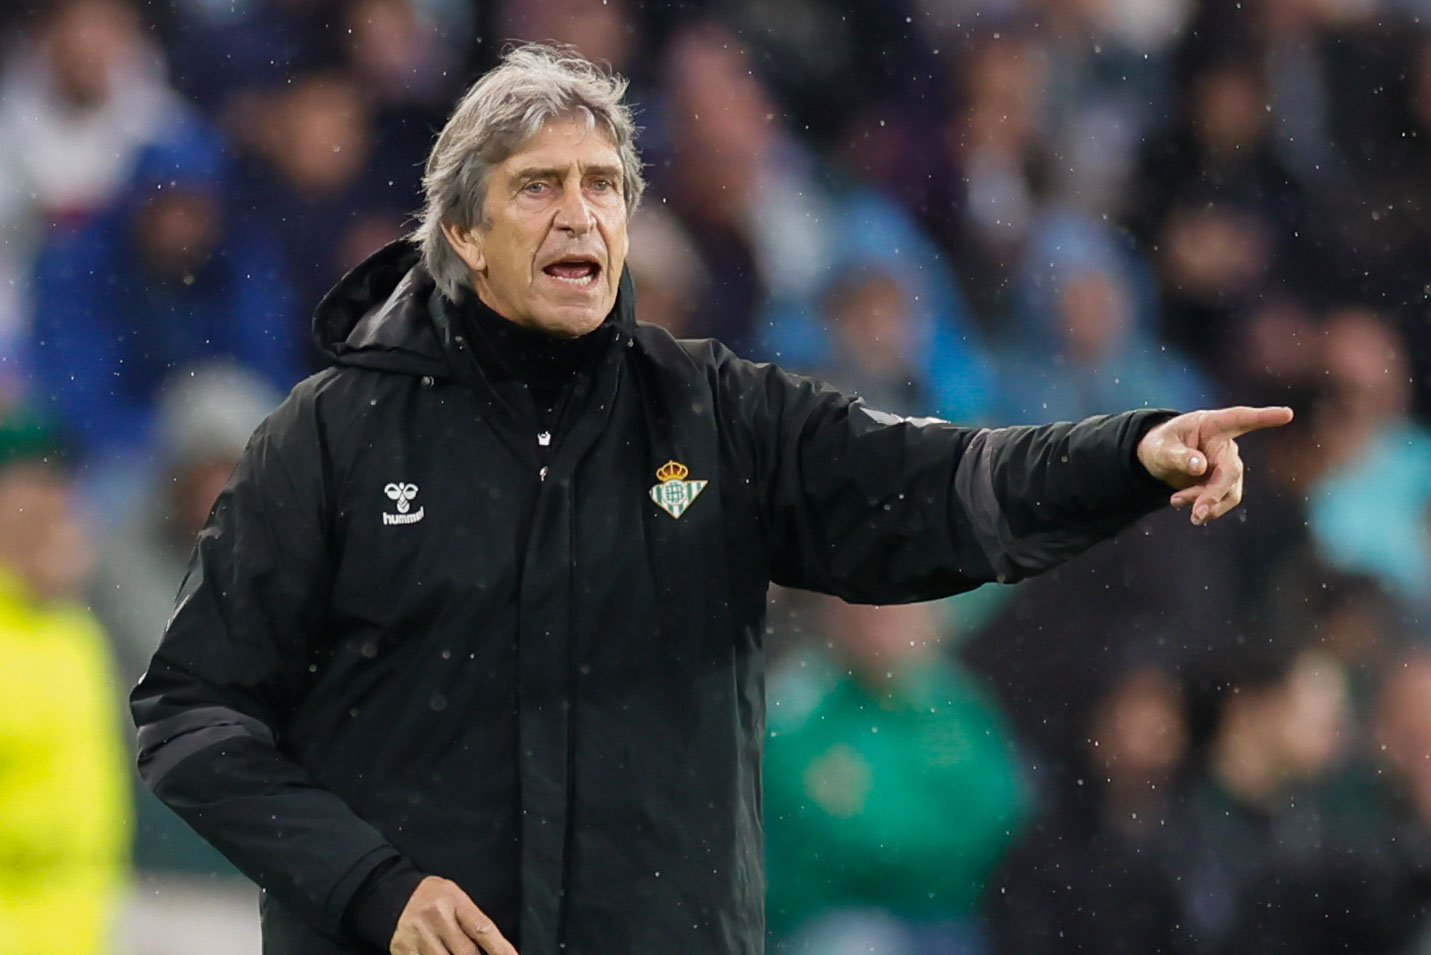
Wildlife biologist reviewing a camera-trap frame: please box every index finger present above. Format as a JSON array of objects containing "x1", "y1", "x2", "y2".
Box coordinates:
[
  {"x1": 1202, "y1": 405, "x2": 1294, "y2": 439},
  {"x1": 455, "y1": 903, "x2": 519, "y2": 955}
]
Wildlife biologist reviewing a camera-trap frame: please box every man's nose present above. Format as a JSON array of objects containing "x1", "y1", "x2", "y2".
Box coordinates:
[{"x1": 554, "y1": 185, "x2": 595, "y2": 234}]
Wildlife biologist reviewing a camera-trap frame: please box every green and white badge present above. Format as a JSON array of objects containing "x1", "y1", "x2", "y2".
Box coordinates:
[{"x1": 649, "y1": 460, "x2": 707, "y2": 519}]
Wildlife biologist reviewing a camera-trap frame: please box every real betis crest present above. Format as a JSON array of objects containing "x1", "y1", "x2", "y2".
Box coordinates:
[{"x1": 649, "y1": 460, "x2": 707, "y2": 519}]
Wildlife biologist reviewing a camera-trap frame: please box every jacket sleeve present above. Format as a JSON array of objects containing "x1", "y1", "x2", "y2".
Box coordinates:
[
  {"x1": 129, "y1": 382, "x2": 413, "y2": 945},
  {"x1": 711, "y1": 346, "x2": 1174, "y2": 603}
]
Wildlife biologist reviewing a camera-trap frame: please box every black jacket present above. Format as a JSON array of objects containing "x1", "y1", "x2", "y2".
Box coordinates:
[{"x1": 132, "y1": 241, "x2": 1171, "y2": 955}]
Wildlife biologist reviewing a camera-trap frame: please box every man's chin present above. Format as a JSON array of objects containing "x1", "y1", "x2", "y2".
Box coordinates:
[{"x1": 532, "y1": 303, "x2": 610, "y2": 339}]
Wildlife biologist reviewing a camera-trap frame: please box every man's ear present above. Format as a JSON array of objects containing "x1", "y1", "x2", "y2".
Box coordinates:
[{"x1": 442, "y1": 222, "x2": 485, "y2": 274}]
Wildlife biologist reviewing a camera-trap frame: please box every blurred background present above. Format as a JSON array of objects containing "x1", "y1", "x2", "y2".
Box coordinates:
[{"x1": 2, "y1": 0, "x2": 1431, "y2": 952}]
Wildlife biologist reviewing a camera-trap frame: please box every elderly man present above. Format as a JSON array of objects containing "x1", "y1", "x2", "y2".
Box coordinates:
[{"x1": 132, "y1": 44, "x2": 1291, "y2": 955}]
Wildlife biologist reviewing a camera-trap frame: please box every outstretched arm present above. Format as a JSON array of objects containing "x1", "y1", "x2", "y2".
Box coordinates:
[{"x1": 709, "y1": 343, "x2": 1184, "y2": 602}]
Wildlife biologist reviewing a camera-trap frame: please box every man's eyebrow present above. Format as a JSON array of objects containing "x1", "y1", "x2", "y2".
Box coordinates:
[
  {"x1": 512, "y1": 165, "x2": 564, "y2": 182},
  {"x1": 511, "y1": 163, "x2": 623, "y2": 182}
]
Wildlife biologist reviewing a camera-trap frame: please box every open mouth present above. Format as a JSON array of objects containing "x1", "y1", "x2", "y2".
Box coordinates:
[{"x1": 542, "y1": 255, "x2": 602, "y2": 287}]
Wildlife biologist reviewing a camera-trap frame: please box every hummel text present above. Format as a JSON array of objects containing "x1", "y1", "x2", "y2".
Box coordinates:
[{"x1": 382, "y1": 506, "x2": 425, "y2": 526}]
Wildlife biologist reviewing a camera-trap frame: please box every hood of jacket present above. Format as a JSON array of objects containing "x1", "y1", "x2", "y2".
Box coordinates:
[{"x1": 311, "y1": 239, "x2": 637, "y2": 381}]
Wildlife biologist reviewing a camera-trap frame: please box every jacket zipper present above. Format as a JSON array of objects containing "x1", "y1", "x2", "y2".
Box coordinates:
[
  {"x1": 537, "y1": 430, "x2": 552, "y2": 482},
  {"x1": 537, "y1": 376, "x2": 577, "y2": 482}
]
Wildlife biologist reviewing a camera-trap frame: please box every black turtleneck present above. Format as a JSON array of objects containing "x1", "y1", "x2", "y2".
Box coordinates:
[{"x1": 457, "y1": 292, "x2": 616, "y2": 429}]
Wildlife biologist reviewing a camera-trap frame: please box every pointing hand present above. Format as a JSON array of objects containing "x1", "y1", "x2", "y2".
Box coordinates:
[{"x1": 1136, "y1": 406, "x2": 1295, "y2": 525}]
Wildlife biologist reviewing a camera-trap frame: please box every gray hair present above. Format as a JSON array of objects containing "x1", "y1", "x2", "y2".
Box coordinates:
[{"x1": 414, "y1": 43, "x2": 646, "y2": 301}]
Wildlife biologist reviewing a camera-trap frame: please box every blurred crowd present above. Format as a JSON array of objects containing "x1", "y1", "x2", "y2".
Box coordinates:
[{"x1": 2, "y1": 0, "x2": 1431, "y2": 952}]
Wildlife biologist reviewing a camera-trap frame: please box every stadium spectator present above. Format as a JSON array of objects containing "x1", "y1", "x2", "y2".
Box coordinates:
[
  {"x1": 988, "y1": 658, "x2": 1192, "y2": 954},
  {"x1": 1306, "y1": 307, "x2": 1431, "y2": 606},
  {"x1": 0, "y1": 0, "x2": 187, "y2": 386},
  {"x1": 340, "y1": 0, "x2": 464, "y2": 213},
  {"x1": 28, "y1": 114, "x2": 300, "y2": 465},
  {"x1": 1339, "y1": 25, "x2": 1431, "y2": 417},
  {"x1": 962, "y1": 504, "x2": 1241, "y2": 780},
  {"x1": 920, "y1": 19, "x2": 1057, "y2": 331},
  {"x1": 163, "y1": 0, "x2": 346, "y2": 122},
  {"x1": 807, "y1": 266, "x2": 935, "y2": 417},
  {"x1": 0, "y1": 0, "x2": 182, "y2": 230},
  {"x1": 645, "y1": 20, "x2": 798, "y2": 355},
  {"x1": 91, "y1": 365, "x2": 280, "y2": 687},
  {"x1": 496, "y1": 0, "x2": 641, "y2": 78},
  {"x1": 648, "y1": 24, "x2": 995, "y2": 418},
  {"x1": 622, "y1": 204, "x2": 709, "y2": 339},
  {"x1": 1153, "y1": 643, "x2": 1354, "y2": 953},
  {"x1": 87, "y1": 364, "x2": 277, "y2": 954},
  {"x1": 89, "y1": 364, "x2": 276, "y2": 953},
  {"x1": 0, "y1": 406, "x2": 131, "y2": 955},
  {"x1": 765, "y1": 597, "x2": 1027, "y2": 955},
  {"x1": 718, "y1": 0, "x2": 942, "y2": 152},
  {"x1": 1023, "y1": 0, "x2": 1190, "y2": 215},
  {"x1": 760, "y1": 187, "x2": 997, "y2": 423},
  {"x1": 992, "y1": 208, "x2": 1213, "y2": 424},
  {"x1": 235, "y1": 68, "x2": 412, "y2": 339},
  {"x1": 1125, "y1": 12, "x2": 1324, "y2": 368},
  {"x1": 1177, "y1": 643, "x2": 1431, "y2": 954},
  {"x1": 1373, "y1": 652, "x2": 1431, "y2": 851}
]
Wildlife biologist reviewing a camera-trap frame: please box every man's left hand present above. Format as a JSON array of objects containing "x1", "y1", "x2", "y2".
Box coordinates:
[{"x1": 1136, "y1": 406, "x2": 1295, "y2": 525}]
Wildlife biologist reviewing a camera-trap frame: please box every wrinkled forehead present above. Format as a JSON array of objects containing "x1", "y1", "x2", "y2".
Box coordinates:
[{"x1": 496, "y1": 112, "x2": 623, "y2": 175}]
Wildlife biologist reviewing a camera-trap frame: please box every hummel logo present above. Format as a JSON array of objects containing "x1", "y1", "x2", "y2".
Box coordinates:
[{"x1": 382, "y1": 483, "x2": 424, "y2": 525}]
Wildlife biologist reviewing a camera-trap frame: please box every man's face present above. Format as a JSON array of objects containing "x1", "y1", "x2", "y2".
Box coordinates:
[{"x1": 444, "y1": 115, "x2": 629, "y2": 338}]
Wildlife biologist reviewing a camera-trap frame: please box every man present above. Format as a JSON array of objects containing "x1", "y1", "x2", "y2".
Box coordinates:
[{"x1": 132, "y1": 44, "x2": 1291, "y2": 955}]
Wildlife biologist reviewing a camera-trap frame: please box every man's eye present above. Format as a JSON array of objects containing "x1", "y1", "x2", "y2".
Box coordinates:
[
  {"x1": 522, "y1": 181, "x2": 548, "y2": 195},
  {"x1": 590, "y1": 178, "x2": 615, "y2": 192}
]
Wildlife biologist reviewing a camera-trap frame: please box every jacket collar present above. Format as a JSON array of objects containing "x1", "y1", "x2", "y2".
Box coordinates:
[{"x1": 313, "y1": 239, "x2": 637, "y2": 382}]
